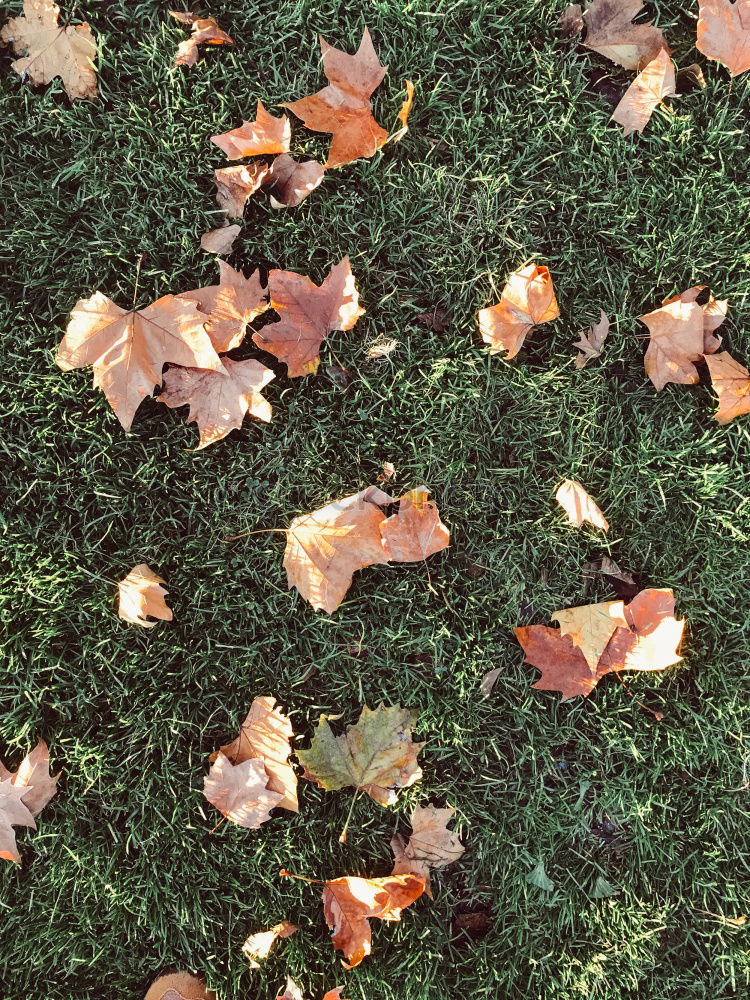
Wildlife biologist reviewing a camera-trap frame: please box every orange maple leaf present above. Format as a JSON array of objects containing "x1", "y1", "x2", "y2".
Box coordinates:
[
  {"x1": 169, "y1": 10, "x2": 233, "y2": 68},
  {"x1": 704, "y1": 351, "x2": 750, "y2": 424},
  {"x1": 611, "y1": 48, "x2": 676, "y2": 135},
  {"x1": 211, "y1": 100, "x2": 291, "y2": 158},
  {"x1": 697, "y1": 0, "x2": 750, "y2": 77},
  {"x1": 477, "y1": 263, "x2": 559, "y2": 358}
]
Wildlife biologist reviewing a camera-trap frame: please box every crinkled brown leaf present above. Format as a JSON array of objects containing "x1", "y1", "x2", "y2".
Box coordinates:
[
  {"x1": 117, "y1": 563, "x2": 173, "y2": 628},
  {"x1": 212, "y1": 696, "x2": 298, "y2": 812},
  {"x1": 57, "y1": 292, "x2": 223, "y2": 430},
  {"x1": 160, "y1": 358, "x2": 274, "y2": 449},
  {"x1": 200, "y1": 224, "x2": 240, "y2": 255},
  {"x1": 179, "y1": 261, "x2": 269, "y2": 352},
  {"x1": 214, "y1": 164, "x2": 270, "y2": 218},
  {"x1": 582, "y1": 0, "x2": 669, "y2": 69},
  {"x1": 1, "y1": 740, "x2": 59, "y2": 818},
  {"x1": 169, "y1": 11, "x2": 233, "y2": 68},
  {"x1": 0, "y1": 779, "x2": 36, "y2": 863},
  {"x1": 611, "y1": 49, "x2": 676, "y2": 135},
  {"x1": 144, "y1": 971, "x2": 216, "y2": 1000},
  {"x1": 391, "y1": 803, "x2": 464, "y2": 895},
  {"x1": 242, "y1": 921, "x2": 298, "y2": 968},
  {"x1": 641, "y1": 287, "x2": 725, "y2": 390},
  {"x1": 211, "y1": 100, "x2": 290, "y2": 158},
  {"x1": 282, "y1": 28, "x2": 388, "y2": 168},
  {"x1": 559, "y1": 3, "x2": 584, "y2": 36},
  {"x1": 704, "y1": 351, "x2": 750, "y2": 425},
  {"x1": 380, "y1": 488, "x2": 450, "y2": 562},
  {"x1": 203, "y1": 752, "x2": 283, "y2": 828},
  {"x1": 254, "y1": 257, "x2": 364, "y2": 377},
  {"x1": 268, "y1": 154, "x2": 326, "y2": 208},
  {"x1": 1, "y1": 0, "x2": 96, "y2": 100},
  {"x1": 555, "y1": 479, "x2": 609, "y2": 531},
  {"x1": 478, "y1": 263, "x2": 559, "y2": 358},
  {"x1": 573, "y1": 309, "x2": 609, "y2": 367},
  {"x1": 697, "y1": 0, "x2": 750, "y2": 77}
]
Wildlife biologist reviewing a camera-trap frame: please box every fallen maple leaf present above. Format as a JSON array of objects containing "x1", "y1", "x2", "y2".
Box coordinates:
[
  {"x1": 551, "y1": 599, "x2": 628, "y2": 672},
  {"x1": 214, "y1": 164, "x2": 270, "y2": 218},
  {"x1": 254, "y1": 257, "x2": 364, "y2": 377},
  {"x1": 516, "y1": 588, "x2": 684, "y2": 699},
  {"x1": 573, "y1": 310, "x2": 609, "y2": 368},
  {"x1": 611, "y1": 49, "x2": 676, "y2": 135},
  {"x1": 144, "y1": 971, "x2": 216, "y2": 1000},
  {"x1": 380, "y1": 488, "x2": 450, "y2": 562},
  {"x1": 203, "y1": 752, "x2": 283, "y2": 828},
  {"x1": 242, "y1": 921, "x2": 298, "y2": 968},
  {"x1": 211, "y1": 696, "x2": 298, "y2": 812},
  {"x1": 117, "y1": 564, "x2": 173, "y2": 627},
  {"x1": 582, "y1": 0, "x2": 669, "y2": 70},
  {"x1": 704, "y1": 351, "x2": 750, "y2": 424},
  {"x1": 211, "y1": 101, "x2": 291, "y2": 158},
  {"x1": 298, "y1": 704, "x2": 423, "y2": 807},
  {"x1": 477, "y1": 263, "x2": 559, "y2": 358},
  {"x1": 640, "y1": 287, "x2": 725, "y2": 390},
  {"x1": 179, "y1": 261, "x2": 269, "y2": 352},
  {"x1": 200, "y1": 224, "x2": 241, "y2": 255},
  {"x1": 697, "y1": 0, "x2": 750, "y2": 77},
  {"x1": 0, "y1": 780, "x2": 36, "y2": 862},
  {"x1": 267, "y1": 155, "x2": 326, "y2": 208},
  {"x1": 282, "y1": 28, "x2": 388, "y2": 168},
  {"x1": 555, "y1": 479, "x2": 609, "y2": 531},
  {"x1": 321, "y1": 873, "x2": 425, "y2": 967},
  {"x1": 169, "y1": 10, "x2": 233, "y2": 68},
  {"x1": 391, "y1": 803, "x2": 464, "y2": 895},
  {"x1": 160, "y1": 359, "x2": 274, "y2": 449},
  {"x1": 0, "y1": 741, "x2": 58, "y2": 863},
  {"x1": 1, "y1": 0, "x2": 96, "y2": 101},
  {"x1": 57, "y1": 292, "x2": 223, "y2": 430}
]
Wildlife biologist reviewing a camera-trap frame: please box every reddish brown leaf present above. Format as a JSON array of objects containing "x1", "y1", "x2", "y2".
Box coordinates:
[
  {"x1": 697, "y1": 0, "x2": 750, "y2": 77},
  {"x1": 203, "y1": 752, "x2": 283, "y2": 828},
  {"x1": 582, "y1": 0, "x2": 669, "y2": 70},
  {"x1": 381, "y1": 488, "x2": 450, "y2": 562},
  {"x1": 267, "y1": 154, "x2": 326, "y2": 208},
  {"x1": 144, "y1": 971, "x2": 216, "y2": 1000},
  {"x1": 211, "y1": 100, "x2": 291, "y2": 158},
  {"x1": 515, "y1": 626, "x2": 600, "y2": 700},
  {"x1": 169, "y1": 11, "x2": 233, "y2": 68},
  {"x1": 282, "y1": 28, "x2": 388, "y2": 168},
  {"x1": 704, "y1": 351, "x2": 750, "y2": 424},
  {"x1": 200, "y1": 224, "x2": 241, "y2": 255},
  {"x1": 117, "y1": 564, "x2": 173, "y2": 628},
  {"x1": 179, "y1": 261, "x2": 269, "y2": 352},
  {"x1": 214, "y1": 163, "x2": 270, "y2": 217},
  {"x1": 477, "y1": 263, "x2": 559, "y2": 358},
  {"x1": 611, "y1": 49, "x2": 676, "y2": 135}
]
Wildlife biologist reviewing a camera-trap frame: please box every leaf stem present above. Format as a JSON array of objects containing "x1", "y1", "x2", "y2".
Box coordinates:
[
  {"x1": 224, "y1": 528, "x2": 289, "y2": 542},
  {"x1": 338, "y1": 787, "x2": 361, "y2": 844}
]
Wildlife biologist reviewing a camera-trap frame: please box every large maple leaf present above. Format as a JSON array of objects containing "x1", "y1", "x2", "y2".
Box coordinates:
[
  {"x1": 697, "y1": 0, "x2": 750, "y2": 77},
  {"x1": 1, "y1": 0, "x2": 97, "y2": 100},
  {"x1": 582, "y1": 0, "x2": 669, "y2": 70},
  {"x1": 477, "y1": 263, "x2": 559, "y2": 358},
  {"x1": 282, "y1": 28, "x2": 388, "y2": 168},
  {"x1": 640, "y1": 286, "x2": 725, "y2": 390},
  {"x1": 57, "y1": 292, "x2": 223, "y2": 429},
  {"x1": 203, "y1": 752, "x2": 283, "y2": 828}
]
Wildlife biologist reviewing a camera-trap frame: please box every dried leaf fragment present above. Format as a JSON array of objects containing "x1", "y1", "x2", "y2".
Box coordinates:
[
  {"x1": 242, "y1": 921, "x2": 298, "y2": 968},
  {"x1": 203, "y1": 752, "x2": 283, "y2": 828},
  {"x1": 380, "y1": 488, "x2": 450, "y2": 562},
  {"x1": 390, "y1": 79, "x2": 415, "y2": 142},
  {"x1": 200, "y1": 224, "x2": 241, "y2": 255},
  {"x1": 268, "y1": 154, "x2": 326, "y2": 208},
  {"x1": 697, "y1": 0, "x2": 750, "y2": 77},
  {"x1": 179, "y1": 261, "x2": 269, "y2": 352},
  {"x1": 117, "y1": 564, "x2": 173, "y2": 627},
  {"x1": 555, "y1": 479, "x2": 609, "y2": 531},
  {"x1": 582, "y1": 0, "x2": 669, "y2": 70},
  {"x1": 282, "y1": 28, "x2": 388, "y2": 168},
  {"x1": 479, "y1": 667, "x2": 502, "y2": 697},
  {"x1": 478, "y1": 263, "x2": 559, "y2": 359},
  {"x1": 573, "y1": 310, "x2": 609, "y2": 367},
  {"x1": 297, "y1": 704, "x2": 423, "y2": 807},
  {"x1": 1, "y1": 0, "x2": 96, "y2": 100},
  {"x1": 169, "y1": 11, "x2": 233, "y2": 68},
  {"x1": 611, "y1": 49, "x2": 676, "y2": 135},
  {"x1": 214, "y1": 164, "x2": 270, "y2": 218},
  {"x1": 704, "y1": 351, "x2": 750, "y2": 424},
  {"x1": 144, "y1": 971, "x2": 216, "y2": 1000},
  {"x1": 559, "y1": 3, "x2": 584, "y2": 36},
  {"x1": 391, "y1": 803, "x2": 464, "y2": 894},
  {"x1": 211, "y1": 101, "x2": 291, "y2": 158}
]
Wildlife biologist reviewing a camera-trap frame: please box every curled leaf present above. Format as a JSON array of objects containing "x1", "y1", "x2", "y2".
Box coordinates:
[
  {"x1": 478, "y1": 263, "x2": 559, "y2": 359},
  {"x1": 117, "y1": 564, "x2": 173, "y2": 628}
]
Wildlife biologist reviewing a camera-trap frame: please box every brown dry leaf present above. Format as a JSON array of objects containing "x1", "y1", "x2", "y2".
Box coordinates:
[
  {"x1": 144, "y1": 971, "x2": 216, "y2": 1000},
  {"x1": 1, "y1": 0, "x2": 96, "y2": 101},
  {"x1": 282, "y1": 27, "x2": 388, "y2": 168},
  {"x1": 380, "y1": 488, "x2": 450, "y2": 562},
  {"x1": 277, "y1": 978, "x2": 304, "y2": 1000},
  {"x1": 203, "y1": 752, "x2": 283, "y2": 828},
  {"x1": 297, "y1": 704, "x2": 423, "y2": 808},
  {"x1": 516, "y1": 588, "x2": 685, "y2": 699},
  {"x1": 321, "y1": 873, "x2": 426, "y2": 968},
  {"x1": 559, "y1": 3, "x2": 584, "y2": 36},
  {"x1": 391, "y1": 803, "x2": 464, "y2": 895},
  {"x1": 211, "y1": 696, "x2": 298, "y2": 812},
  {"x1": 390, "y1": 79, "x2": 415, "y2": 142},
  {"x1": 640, "y1": 287, "x2": 726, "y2": 390},
  {"x1": 268, "y1": 154, "x2": 326, "y2": 208},
  {"x1": 180, "y1": 261, "x2": 269, "y2": 352},
  {"x1": 704, "y1": 351, "x2": 750, "y2": 424},
  {"x1": 1, "y1": 740, "x2": 59, "y2": 818},
  {"x1": 214, "y1": 164, "x2": 270, "y2": 218},
  {"x1": 1, "y1": 779, "x2": 37, "y2": 862},
  {"x1": 611, "y1": 49, "x2": 676, "y2": 135},
  {"x1": 551, "y1": 600, "x2": 628, "y2": 672},
  {"x1": 159, "y1": 358, "x2": 274, "y2": 449},
  {"x1": 117, "y1": 564, "x2": 173, "y2": 628},
  {"x1": 321, "y1": 990, "x2": 348, "y2": 1000},
  {"x1": 582, "y1": 0, "x2": 669, "y2": 69},
  {"x1": 57, "y1": 292, "x2": 222, "y2": 430},
  {"x1": 697, "y1": 0, "x2": 750, "y2": 77},
  {"x1": 555, "y1": 479, "x2": 609, "y2": 531},
  {"x1": 478, "y1": 263, "x2": 559, "y2": 359},
  {"x1": 169, "y1": 11, "x2": 233, "y2": 68},
  {"x1": 242, "y1": 921, "x2": 298, "y2": 968},
  {"x1": 379, "y1": 460, "x2": 396, "y2": 481},
  {"x1": 573, "y1": 310, "x2": 609, "y2": 367},
  {"x1": 211, "y1": 100, "x2": 291, "y2": 158},
  {"x1": 255, "y1": 257, "x2": 364, "y2": 377},
  {"x1": 200, "y1": 224, "x2": 240, "y2": 255},
  {"x1": 479, "y1": 666, "x2": 502, "y2": 697},
  {"x1": 584, "y1": 556, "x2": 638, "y2": 600}
]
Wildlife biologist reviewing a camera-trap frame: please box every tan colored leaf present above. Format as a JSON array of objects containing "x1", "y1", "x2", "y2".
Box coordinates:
[
  {"x1": 582, "y1": 0, "x2": 669, "y2": 70},
  {"x1": 200, "y1": 224, "x2": 240, "y2": 255},
  {"x1": 212, "y1": 696, "x2": 298, "y2": 812},
  {"x1": 3, "y1": 740, "x2": 58, "y2": 818},
  {"x1": 268, "y1": 154, "x2": 326, "y2": 208},
  {"x1": 211, "y1": 100, "x2": 291, "y2": 158},
  {"x1": 297, "y1": 704, "x2": 423, "y2": 807},
  {"x1": 559, "y1": 3, "x2": 584, "y2": 36},
  {"x1": 322, "y1": 873, "x2": 425, "y2": 967},
  {"x1": 697, "y1": 0, "x2": 750, "y2": 77},
  {"x1": 640, "y1": 296, "x2": 706, "y2": 390},
  {"x1": 203, "y1": 752, "x2": 283, "y2": 828},
  {"x1": 254, "y1": 257, "x2": 364, "y2": 377},
  {"x1": 179, "y1": 261, "x2": 269, "y2": 352},
  {"x1": 276, "y1": 978, "x2": 304, "y2": 1000},
  {"x1": 214, "y1": 164, "x2": 270, "y2": 218},
  {"x1": 390, "y1": 79, "x2": 415, "y2": 142},
  {"x1": 144, "y1": 971, "x2": 216, "y2": 1000},
  {"x1": 551, "y1": 600, "x2": 628, "y2": 672},
  {"x1": 704, "y1": 351, "x2": 750, "y2": 425},
  {"x1": 159, "y1": 359, "x2": 273, "y2": 449},
  {"x1": 282, "y1": 27, "x2": 388, "y2": 168},
  {"x1": 661, "y1": 285, "x2": 726, "y2": 352},
  {"x1": 611, "y1": 49, "x2": 676, "y2": 135},
  {"x1": 573, "y1": 309, "x2": 609, "y2": 368},
  {"x1": 391, "y1": 803, "x2": 464, "y2": 894},
  {"x1": 242, "y1": 921, "x2": 298, "y2": 968},
  {"x1": 1, "y1": 0, "x2": 96, "y2": 100},
  {"x1": 479, "y1": 666, "x2": 502, "y2": 697},
  {"x1": 0, "y1": 779, "x2": 36, "y2": 862},
  {"x1": 477, "y1": 263, "x2": 559, "y2": 358},
  {"x1": 555, "y1": 479, "x2": 609, "y2": 531},
  {"x1": 169, "y1": 11, "x2": 233, "y2": 68},
  {"x1": 57, "y1": 292, "x2": 223, "y2": 430},
  {"x1": 380, "y1": 487, "x2": 450, "y2": 562},
  {"x1": 117, "y1": 564, "x2": 173, "y2": 628}
]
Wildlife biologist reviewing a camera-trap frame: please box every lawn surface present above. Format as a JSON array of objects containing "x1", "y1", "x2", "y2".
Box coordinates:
[{"x1": 2, "y1": 2, "x2": 750, "y2": 998}]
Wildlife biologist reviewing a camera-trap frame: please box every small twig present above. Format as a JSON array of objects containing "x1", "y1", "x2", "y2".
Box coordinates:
[
  {"x1": 615, "y1": 673, "x2": 665, "y2": 721},
  {"x1": 209, "y1": 816, "x2": 227, "y2": 835},
  {"x1": 224, "y1": 527, "x2": 288, "y2": 542}
]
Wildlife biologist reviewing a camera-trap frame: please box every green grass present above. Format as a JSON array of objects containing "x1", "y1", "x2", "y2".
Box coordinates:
[{"x1": 2, "y1": 1, "x2": 750, "y2": 997}]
